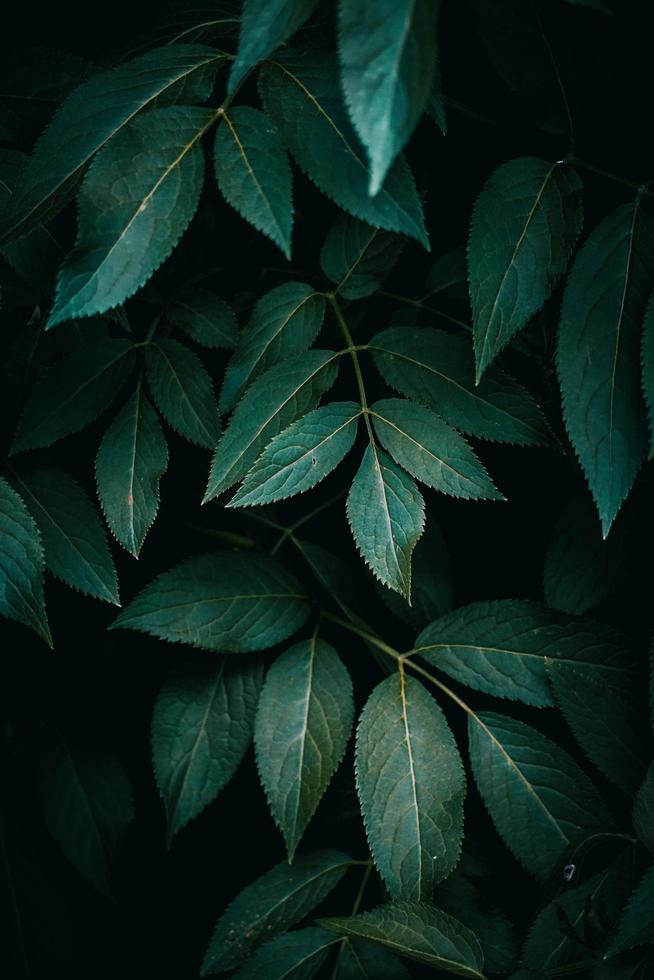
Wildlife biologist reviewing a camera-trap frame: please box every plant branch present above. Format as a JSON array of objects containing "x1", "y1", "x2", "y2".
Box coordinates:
[{"x1": 327, "y1": 293, "x2": 374, "y2": 441}]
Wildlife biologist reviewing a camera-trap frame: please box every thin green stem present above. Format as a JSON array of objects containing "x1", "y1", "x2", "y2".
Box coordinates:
[
  {"x1": 327, "y1": 293, "x2": 374, "y2": 441},
  {"x1": 378, "y1": 290, "x2": 471, "y2": 331},
  {"x1": 270, "y1": 490, "x2": 348, "y2": 556}
]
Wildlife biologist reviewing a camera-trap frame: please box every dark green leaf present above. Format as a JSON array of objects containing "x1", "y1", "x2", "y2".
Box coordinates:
[
  {"x1": 145, "y1": 339, "x2": 220, "y2": 447},
  {"x1": 0, "y1": 476, "x2": 50, "y2": 646},
  {"x1": 228, "y1": 0, "x2": 319, "y2": 94},
  {"x1": 231, "y1": 928, "x2": 339, "y2": 980},
  {"x1": 376, "y1": 517, "x2": 454, "y2": 629},
  {"x1": 320, "y1": 213, "x2": 405, "y2": 300},
  {"x1": 634, "y1": 764, "x2": 654, "y2": 855},
  {"x1": 425, "y1": 245, "x2": 467, "y2": 296},
  {"x1": 607, "y1": 864, "x2": 654, "y2": 956},
  {"x1": 641, "y1": 291, "x2": 654, "y2": 457},
  {"x1": 333, "y1": 940, "x2": 410, "y2": 980},
  {"x1": 167, "y1": 286, "x2": 238, "y2": 348}
]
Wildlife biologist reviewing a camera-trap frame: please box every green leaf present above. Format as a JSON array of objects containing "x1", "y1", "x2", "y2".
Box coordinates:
[
  {"x1": 201, "y1": 849, "x2": 352, "y2": 974},
  {"x1": 0, "y1": 476, "x2": 50, "y2": 646},
  {"x1": 0, "y1": 44, "x2": 223, "y2": 245},
  {"x1": 10, "y1": 463, "x2": 119, "y2": 605},
  {"x1": 37, "y1": 732, "x2": 134, "y2": 896},
  {"x1": 145, "y1": 339, "x2": 220, "y2": 447},
  {"x1": 167, "y1": 286, "x2": 238, "y2": 348},
  {"x1": 426, "y1": 62, "x2": 447, "y2": 136},
  {"x1": 338, "y1": 0, "x2": 437, "y2": 194},
  {"x1": 347, "y1": 444, "x2": 425, "y2": 599},
  {"x1": 47, "y1": 106, "x2": 214, "y2": 327},
  {"x1": 112, "y1": 551, "x2": 309, "y2": 652},
  {"x1": 641, "y1": 292, "x2": 654, "y2": 457},
  {"x1": 369, "y1": 326, "x2": 553, "y2": 446},
  {"x1": 376, "y1": 517, "x2": 454, "y2": 629},
  {"x1": 634, "y1": 764, "x2": 654, "y2": 855},
  {"x1": 557, "y1": 203, "x2": 654, "y2": 536},
  {"x1": 214, "y1": 106, "x2": 293, "y2": 258},
  {"x1": 220, "y1": 283, "x2": 326, "y2": 414},
  {"x1": 333, "y1": 940, "x2": 410, "y2": 980},
  {"x1": 319, "y1": 902, "x2": 485, "y2": 977},
  {"x1": 607, "y1": 864, "x2": 654, "y2": 956},
  {"x1": 231, "y1": 928, "x2": 339, "y2": 980},
  {"x1": 426, "y1": 245, "x2": 467, "y2": 296},
  {"x1": 255, "y1": 637, "x2": 354, "y2": 860},
  {"x1": 259, "y1": 52, "x2": 429, "y2": 249},
  {"x1": 356, "y1": 673, "x2": 465, "y2": 900},
  {"x1": 414, "y1": 599, "x2": 635, "y2": 707},
  {"x1": 370, "y1": 397, "x2": 503, "y2": 500},
  {"x1": 228, "y1": 0, "x2": 319, "y2": 95},
  {"x1": 468, "y1": 710, "x2": 615, "y2": 880},
  {"x1": 152, "y1": 656, "x2": 263, "y2": 842},
  {"x1": 469, "y1": 158, "x2": 583, "y2": 380},
  {"x1": 205, "y1": 350, "x2": 339, "y2": 501},
  {"x1": 229, "y1": 402, "x2": 360, "y2": 507},
  {"x1": 95, "y1": 385, "x2": 168, "y2": 557},
  {"x1": 320, "y1": 213, "x2": 405, "y2": 300},
  {"x1": 11, "y1": 340, "x2": 136, "y2": 454}
]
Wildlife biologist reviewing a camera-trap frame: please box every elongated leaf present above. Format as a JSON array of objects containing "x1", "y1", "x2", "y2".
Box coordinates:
[
  {"x1": 152, "y1": 657, "x2": 263, "y2": 841},
  {"x1": 469, "y1": 158, "x2": 583, "y2": 379},
  {"x1": 112, "y1": 551, "x2": 309, "y2": 652},
  {"x1": 47, "y1": 106, "x2": 213, "y2": 326},
  {"x1": 634, "y1": 764, "x2": 654, "y2": 855},
  {"x1": 0, "y1": 477, "x2": 50, "y2": 646},
  {"x1": 414, "y1": 600, "x2": 635, "y2": 707},
  {"x1": 232, "y1": 928, "x2": 338, "y2": 980},
  {"x1": 377, "y1": 517, "x2": 454, "y2": 630},
  {"x1": 229, "y1": 402, "x2": 360, "y2": 507},
  {"x1": 356, "y1": 673, "x2": 465, "y2": 900},
  {"x1": 11, "y1": 340, "x2": 135, "y2": 453},
  {"x1": 167, "y1": 286, "x2": 238, "y2": 348},
  {"x1": 347, "y1": 444, "x2": 425, "y2": 599},
  {"x1": 145, "y1": 339, "x2": 219, "y2": 447},
  {"x1": 10, "y1": 464, "x2": 118, "y2": 605},
  {"x1": 228, "y1": 0, "x2": 319, "y2": 94},
  {"x1": 215, "y1": 106, "x2": 293, "y2": 257},
  {"x1": 0, "y1": 44, "x2": 223, "y2": 244},
  {"x1": 338, "y1": 0, "x2": 437, "y2": 194},
  {"x1": 558, "y1": 203, "x2": 654, "y2": 536},
  {"x1": 426, "y1": 62, "x2": 447, "y2": 135},
  {"x1": 205, "y1": 350, "x2": 339, "y2": 501},
  {"x1": 255, "y1": 638, "x2": 354, "y2": 859},
  {"x1": 202, "y1": 849, "x2": 352, "y2": 974},
  {"x1": 369, "y1": 326, "x2": 553, "y2": 446},
  {"x1": 37, "y1": 732, "x2": 134, "y2": 896},
  {"x1": 468, "y1": 710, "x2": 614, "y2": 880},
  {"x1": 259, "y1": 52, "x2": 429, "y2": 248},
  {"x1": 642, "y1": 292, "x2": 654, "y2": 456},
  {"x1": 607, "y1": 864, "x2": 654, "y2": 956},
  {"x1": 320, "y1": 213, "x2": 405, "y2": 300},
  {"x1": 220, "y1": 282, "x2": 325, "y2": 413},
  {"x1": 320, "y1": 902, "x2": 485, "y2": 977}
]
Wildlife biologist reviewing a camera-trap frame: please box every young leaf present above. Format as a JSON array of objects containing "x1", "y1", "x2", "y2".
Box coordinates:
[
  {"x1": 634, "y1": 764, "x2": 654, "y2": 855},
  {"x1": 214, "y1": 106, "x2": 293, "y2": 258},
  {"x1": 11, "y1": 340, "x2": 136, "y2": 453},
  {"x1": 468, "y1": 710, "x2": 615, "y2": 880},
  {"x1": 0, "y1": 476, "x2": 50, "y2": 646},
  {"x1": 255, "y1": 638, "x2": 354, "y2": 860},
  {"x1": 230, "y1": 927, "x2": 339, "y2": 980},
  {"x1": 152, "y1": 656, "x2": 263, "y2": 842},
  {"x1": 355, "y1": 673, "x2": 465, "y2": 900},
  {"x1": 220, "y1": 282, "x2": 325, "y2": 413},
  {"x1": 201, "y1": 849, "x2": 352, "y2": 974},
  {"x1": 228, "y1": 0, "x2": 319, "y2": 95},
  {"x1": 0, "y1": 44, "x2": 223, "y2": 244},
  {"x1": 167, "y1": 287, "x2": 238, "y2": 349},
  {"x1": 333, "y1": 940, "x2": 410, "y2": 980},
  {"x1": 145, "y1": 339, "x2": 220, "y2": 447},
  {"x1": 557, "y1": 203, "x2": 654, "y2": 536},
  {"x1": 47, "y1": 106, "x2": 214, "y2": 327},
  {"x1": 205, "y1": 350, "x2": 339, "y2": 501},
  {"x1": 607, "y1": 864, "x2": 654, "y2": 956},
  {"x1": 469, "y1": 158, "x2": 583, "y2": 380},
  {"x1": 369, "y1": 326, "x2": 553, "y2": 446},
  {"x1": 95, "y1": 385, "x2": 168, "y2": 557},
  {"x1": 229, "y1": 402, "x2": 360, "y2": 507},
  {"x1": 320, "y1": 213, "x2": 405, "y2": 300},
  {"x1": 259, "y1": 52, "x2": 429, "y2": 248},
  {"x1": 338, "y1": 0, "x2": 437, "y2": 194},
  {"x1": 370, "y1": 398, "x2": 504, "y2": 500},
  {"x1": 319, "y1": 902, "x2": 485, "y2": 977},
  {"x1": 112, "y1": 552, "x2": 309, "y2": 652},
  {"x1": 347, "y1": 444, "x2": 425, "y2": 599},
  {"x1": 10, "y1": 463, "x2": 119, "y2": 605}
]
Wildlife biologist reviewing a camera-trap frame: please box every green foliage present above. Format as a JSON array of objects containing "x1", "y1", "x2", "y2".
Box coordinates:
[
  {"x1": 145, "y1": 339, "x2": 220, "y2": 447},
  {"x1": 0, "y1": 476, "x2": 50, "y2": 645}
]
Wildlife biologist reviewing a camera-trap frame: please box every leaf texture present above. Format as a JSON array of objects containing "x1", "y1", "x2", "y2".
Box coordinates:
[
  {"x1": 228, "y1": 0, "x2": 319, "y2": 94},
  {"x1": 145, "y1": 339, "x2": 220, "y2": 447},
  {"x1": 167, "y1": 287, "x2": 238, "y2": 348},
  {"x1": 320, "y1": 213, "x2": 405, "y2": 300},
  {"x1": 0, "y1": 476, "x2": 50, "y2": 645},
  {"x1": 230, "y1": 928, "x2": 338, "y2": 980}
]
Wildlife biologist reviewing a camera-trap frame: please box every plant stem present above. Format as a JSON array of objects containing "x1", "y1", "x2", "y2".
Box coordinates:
[
  {"x1": 567, "y1": 155, "x2": 654, "y2": 198},
  {"x1": 377, "y1": 290, "x2": 471, "y2": 331},
  {"x1": 270, "y1": 490, "x2": 348, "y2": 556},
  {"x1": 327, "y1": 293, "x2": 374, "y2": 441}
]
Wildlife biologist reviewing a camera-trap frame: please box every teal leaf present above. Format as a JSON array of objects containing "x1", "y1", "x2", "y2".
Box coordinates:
[
  {"x1": 376, "y1": 517, "x2": 454, "y2": 630},
  {"x1": 145, "y1": 339, "x2": 220, "y2": 447},
  {"x1": 220, "y1": 283, "x2": 326, "y2": 415},
  {"x1": 607, "y1": 864, "x2": 654, "y2": 956},
  {"x1": 259, "y1": 52, "x2": 429, "y2": 248},
  {"x1": 557, "y1": 203, "x2": 654, "y2": 536},
  {"x1": 95, "y1": 385, "x2": 168, "y2": 557},
  {"x1": 469, "y1": 158, "x2": 583, "y2": 379},
  {"x1": 355, "y1": 673, "x2": 465, "y2": 900},
  {"x1": 347, "y1": 444, "x2": 425, "y2": 599},
  {"x1": 214, "y1": 106, "x2": 293, "y2": 258},
  {"x1": 228, "y1": 0, "x2": 319, "y2": 95},
  {"x1": 320, "y1": 213, "x2": 405, "y2": 300},
  {"x1": 0, "y1": 476, "x2": 50, "y2": 646},
  {"x1": 333, "y1": 940, "x2": 409, "y2": 979},
  {"x1": 338, "y1": 0, "x2": 437, "y2": 194},
  {"x1": 641, "y1": 291, "x2": 654, "y2": 457},
  {"x1": 167, "y1": 286, "x2": 238, "y2": 349},
  {"x1": 112, "y1": 551, "x2": 309, "y2": 652},
  {"x1": 255, "y1": 638, "x2": 354, "y2": 860},
  {"x1": 152, "y1": 656, "x2": 263, "y2": 842},
  {"x1": 11, "y1": 340, "x2": 136, "y2": 453},
  {"x1": 231, "y1": 928, "x2": 339, "y2": 980},
  {"x1": 229, "y1": 402, "x2": 360, "y2": 507},
  {"x1": 10, "y1": 463, "x2": 119, "y2": 605},
  {"x1": 426, "y1": 62, "x2": 447, "y2": 135},
  {"x1": 468, "y1": 710, "x2": 615, "y2": 880},
  {"x1": 201, "y1": 849, "x2": 352, "y2": 974},
  {"x1": 634, "y1": 764, "x2": 654, "y2": 855},
  {"x1": 47, "y1": 106, "x2": 214, "y2": 327}
]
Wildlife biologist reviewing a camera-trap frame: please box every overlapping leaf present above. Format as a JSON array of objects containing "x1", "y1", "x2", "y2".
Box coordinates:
[
  {"x1": 0, "y1": 476, "x2": 50, "y2": 645},
  {"x1": 167, "y1": 287, "x2": 238, "y2": 348},
  {"x1": 145, "y1": 339, "x2": 220, "y2": 447},
  {"x1": 320, "y1": 213, "x2": 405, "y2": 300},
  {"x1": 231, "y1": 928, "x2": 338, "y2": 980},
  {"x1": 228, "y1": 0, "x2": 319, "y2": 94}
]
